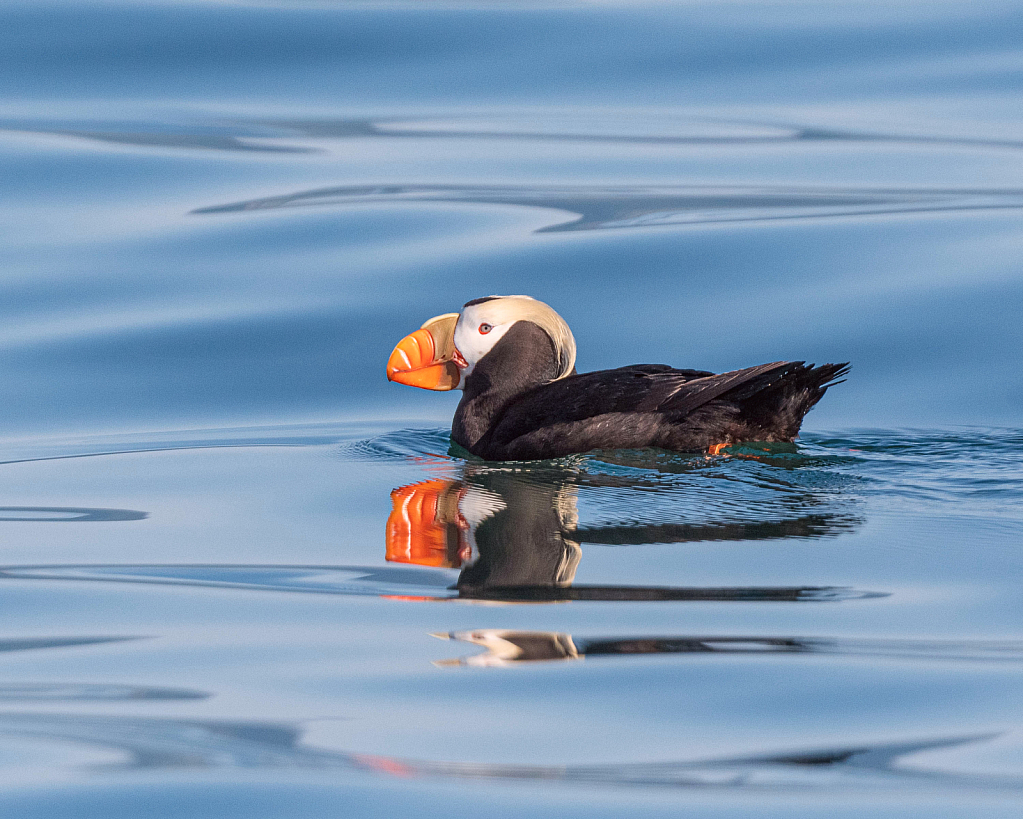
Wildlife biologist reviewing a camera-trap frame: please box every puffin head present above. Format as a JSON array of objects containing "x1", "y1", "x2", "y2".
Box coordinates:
[{"x1": 387, "y1": 295, "x2": 576, "y2": 391}]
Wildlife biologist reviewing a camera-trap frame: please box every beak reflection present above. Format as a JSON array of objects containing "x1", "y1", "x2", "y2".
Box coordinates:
[{"x1": 386, "y1": 480, "x2": 470, "y2": 568}]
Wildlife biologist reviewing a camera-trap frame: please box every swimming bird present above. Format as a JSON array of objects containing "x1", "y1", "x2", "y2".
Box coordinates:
[{"x1": 386, "y1": 295, "x2": 847, "y2": 461}]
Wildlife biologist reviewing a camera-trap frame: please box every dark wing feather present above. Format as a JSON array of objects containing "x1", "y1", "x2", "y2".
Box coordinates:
[
  {"x1": 475, "y1": 361, "x2": 847, "y2": 460},
  {"x1": 655, "y1": 361, "x2": 795, "y2": 416},
  {"x1": 485, "y1": 363, "x2": 780, "y2": 448}
]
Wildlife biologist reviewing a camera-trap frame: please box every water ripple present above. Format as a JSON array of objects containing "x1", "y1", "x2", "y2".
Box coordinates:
[
  {"x1": 0, "y1": 713, "x2": 1015, "y2": 792},
  {"x1": 9, "y1": 112, "x2": 1023, "y2": 156},
  {"x1": 194, "y1": 183, "x2": 1023, "y2": 233},
  {"x1": 0, "y1": 684, "x2": 207, "y2": 701},
  {"x1": 0, "y1": 565, "x2": 881, "y2": 605},
  {"x1": 807, "y1": 429, "x2": 1023, "y2": 517},
  {"x1": 0, "y1": 637, "x2": 142, "y2": 654},
  {"x1": 0, "y1": 507, "x2": 146, "y2": 522},
  {"x1": 334, "y1": 428, "x2": 456, "y2": 463}
]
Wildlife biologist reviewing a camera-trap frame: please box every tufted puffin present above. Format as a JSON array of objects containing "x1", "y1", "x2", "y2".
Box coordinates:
[{"x1": 386, "y1": 295, "x2": 848, "y2": 461}]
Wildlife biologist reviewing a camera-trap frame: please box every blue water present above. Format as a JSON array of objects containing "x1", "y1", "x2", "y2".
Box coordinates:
[{"x1": 2, "y1": 0, "x2": 1023, "y2": 815}]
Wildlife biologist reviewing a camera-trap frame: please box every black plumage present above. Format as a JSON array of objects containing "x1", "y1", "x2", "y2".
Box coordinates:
[{"x1": 452, "y1": 321, "x2": 847, "y2": 461}]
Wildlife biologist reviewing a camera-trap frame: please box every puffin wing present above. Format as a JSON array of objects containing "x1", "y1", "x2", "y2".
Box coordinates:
[
  {"x1": 480, "y1": 364, "x2": 774, "y2": 450},
  {"x1": 652, "y1": 361, "x2": 796, "y2": 416},
  {"x1": 478, "y1": 360, "x2": 844, "y2": 460}
]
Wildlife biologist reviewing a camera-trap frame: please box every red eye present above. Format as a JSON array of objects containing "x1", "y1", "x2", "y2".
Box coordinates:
[{"x1": 478, "y1": 323, "x2": 492, "y2": 335}]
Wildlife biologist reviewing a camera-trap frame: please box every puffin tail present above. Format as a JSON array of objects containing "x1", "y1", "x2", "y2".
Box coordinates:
[{"x1": 734, "y1": 361, "x2": 849, "y2": 440}]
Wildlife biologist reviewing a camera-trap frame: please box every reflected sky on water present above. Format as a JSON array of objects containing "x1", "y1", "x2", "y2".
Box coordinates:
[{"x1": 1, "y1": 0, "x2": 1022, "y2": 816}]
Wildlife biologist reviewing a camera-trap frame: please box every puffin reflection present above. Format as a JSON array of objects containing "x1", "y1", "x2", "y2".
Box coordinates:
[
  {"x1": 434, "y1": 629, "x2": 1023, "y2": 668},
  {"x1": 386, "y1": 458, "x2": 864, "y2": 603},
  {"x1": 386, "y1": 472, "x2": 581, "y2": 594},
  {"x1": 433, "y1": 631, "x2": 817, "y2": 667}
]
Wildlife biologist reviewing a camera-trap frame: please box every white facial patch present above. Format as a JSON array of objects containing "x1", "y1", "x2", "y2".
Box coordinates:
[
  {"x1": 451, "y1": 295, "x2": 576, "y2": 389},
  {"x1": 452, "y1": 303, "x2": 515, "y2": 388}
]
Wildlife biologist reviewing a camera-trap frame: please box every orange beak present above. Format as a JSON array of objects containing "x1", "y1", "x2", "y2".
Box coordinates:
[{"x1": 386, "y1": 313, "x2": 461, "y2": 391}]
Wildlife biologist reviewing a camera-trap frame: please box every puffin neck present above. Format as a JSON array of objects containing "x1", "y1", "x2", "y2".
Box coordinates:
[{"x1": 452, "y1": 321, "x2": 561, "y2": 454}]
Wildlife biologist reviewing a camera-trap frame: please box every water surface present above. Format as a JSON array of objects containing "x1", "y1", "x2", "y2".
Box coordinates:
[{"x1": 1, "y1": 0, "x2": 1022, "y2": 816}]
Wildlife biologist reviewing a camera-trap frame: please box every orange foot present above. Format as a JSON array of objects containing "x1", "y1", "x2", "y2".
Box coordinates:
[{"x1": 707, "y1": 443, "x2": 731, "y2": 456}]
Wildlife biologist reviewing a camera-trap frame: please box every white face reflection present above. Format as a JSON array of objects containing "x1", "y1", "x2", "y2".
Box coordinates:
[{"x1": 452, "y1": 303, "x2": 516, "y2": 388}]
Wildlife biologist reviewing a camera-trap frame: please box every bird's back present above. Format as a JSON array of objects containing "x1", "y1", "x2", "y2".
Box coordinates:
[{"x1": 469, "y1": 362, "x2": 848, "y2": 461}]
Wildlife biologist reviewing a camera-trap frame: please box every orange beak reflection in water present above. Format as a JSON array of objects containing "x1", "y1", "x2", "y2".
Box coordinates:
[
  {"x1": 386, "y1": 313, "x2": 461, "y2": 391},
  {"x1": 385, "y1": 480, "x2": 472, "y2": 569}
]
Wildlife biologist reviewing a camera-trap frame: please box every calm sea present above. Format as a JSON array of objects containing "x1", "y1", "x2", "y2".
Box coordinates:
[{"x1": 1, "y1": 0, "x2": 1022, "y2": 815}]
